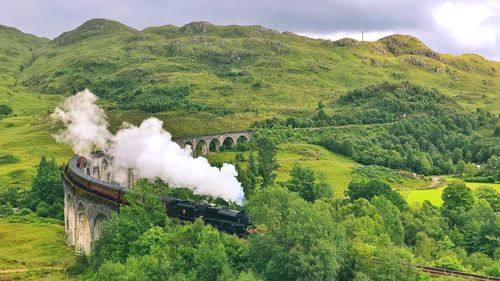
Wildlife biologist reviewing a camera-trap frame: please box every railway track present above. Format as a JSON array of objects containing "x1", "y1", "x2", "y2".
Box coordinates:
[{"x1": 415, "y1": 264, "x2": 500, "y2": 280}]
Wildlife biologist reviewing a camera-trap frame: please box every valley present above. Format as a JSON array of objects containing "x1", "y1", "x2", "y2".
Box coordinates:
[{"x1": 0, "y1": 18, "x2": 499, "y2": 280}]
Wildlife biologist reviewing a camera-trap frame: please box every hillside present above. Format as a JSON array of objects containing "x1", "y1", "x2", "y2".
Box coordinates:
[
  {"x1": 0, "y1": 25, "x2": 48, "y2": 88},
  {"x1": 8, "y1": 19, "x2": 500, "y2": 136}
]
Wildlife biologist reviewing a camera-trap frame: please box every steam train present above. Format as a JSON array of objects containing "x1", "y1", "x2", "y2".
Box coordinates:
[{"x1": 63, "y1": 156, "x2": 255, "y2": 237}]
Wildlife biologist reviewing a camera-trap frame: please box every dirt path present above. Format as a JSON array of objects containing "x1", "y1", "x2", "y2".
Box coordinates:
[
  {"x1": 427, "y1": 176, "x2": 443, "y2": 189},
  {"x1": 0, "y1": 267, "x2": 62, "y2": 274}
]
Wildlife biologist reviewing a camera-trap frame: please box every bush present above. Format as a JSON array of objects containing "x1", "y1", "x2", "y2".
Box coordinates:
[
  {"x1": 35, "y1": 201, "x2": 51, "y2": 217},
  {"x1": 67, "y1": 247, "x2": 89, "y2": 275},
  {"x1": 0, "y1": 154, "x2": 20, "y2": 165},
  {"x1": 463, "y1": 176, "x2": 496, "y2": 183},
  {"x1": 0, "y1": 203, "x2": 14, "y2": 217},
  {"x1": 0, "y1": 104, "x2": 13, "y2": 117},
  {"x1": 346, "y1": 179, "x2": 407, "y2": 210}
]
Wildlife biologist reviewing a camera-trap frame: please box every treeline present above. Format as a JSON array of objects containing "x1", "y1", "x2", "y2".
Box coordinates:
[
  {"x1": 319, "y1": 115, "x2": 499, "y2": 176},
  {"x1": 252, "y1": 82, "x2": 499, "y2": 177}
]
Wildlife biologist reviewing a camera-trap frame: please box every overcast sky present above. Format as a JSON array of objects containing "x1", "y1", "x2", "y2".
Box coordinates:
[{"x1": 1, "y1": 0, "x2": 499, "y2": 60}]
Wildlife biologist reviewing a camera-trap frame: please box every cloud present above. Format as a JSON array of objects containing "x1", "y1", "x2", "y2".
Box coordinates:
[
  {"x1": 0, "y1": 0, "x2": 498, "y2": 60},
  {"x1": 431, "y1": 1, "x2": 499, "y2": 58},
  {"x1": 301, "y1": 30, "x2": 396, "y2": 42}
]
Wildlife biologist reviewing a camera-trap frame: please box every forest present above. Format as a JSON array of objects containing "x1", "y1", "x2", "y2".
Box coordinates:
[
  {"x1": 252, "y1": 82, "x2": 500, "y2": 179},
  {"x1": 82, "y1": 139, "x2": 500, "y2": 280}
]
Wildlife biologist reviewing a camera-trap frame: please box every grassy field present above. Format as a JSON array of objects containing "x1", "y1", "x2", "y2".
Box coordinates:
[
  {"x1": 0, "y1": 217, "x2": 74, "y2": 280},
  {"x1": 400, "y1": 179, "x2": 500, "y2": 207},
  {"x1": 207, "y1": 143, "x2": 428, "y2": 197},
  {"x1": 0, "y1": 90, "x2": 72, "y2": 189}
]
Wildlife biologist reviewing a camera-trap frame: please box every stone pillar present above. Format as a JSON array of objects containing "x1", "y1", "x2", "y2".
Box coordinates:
[
  {"x1": 75, "y1": 203, "x2": 91, "y2": 254},
  {"x1": 64, "y1": 186, "x2": 76, "y2": 246}
]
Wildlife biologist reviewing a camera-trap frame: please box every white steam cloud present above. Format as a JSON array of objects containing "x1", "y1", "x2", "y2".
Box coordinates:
[
  {"x1": 52, "y1": 89, "x2": 112, "y2": 157},
  {"x1": 52, "y1": 89, "x2": 245, "y2": 204}
]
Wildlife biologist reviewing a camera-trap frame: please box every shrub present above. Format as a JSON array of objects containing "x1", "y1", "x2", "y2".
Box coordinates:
[
  {"x1": 463, "y1": 176, "x2": 495, "y2": 183},
  {"x1": 0, "y1": 154, "x2": 20, "y2": 165},
  {"x1": 0, "y1": 104, "x2": 13, "y2": 116}
]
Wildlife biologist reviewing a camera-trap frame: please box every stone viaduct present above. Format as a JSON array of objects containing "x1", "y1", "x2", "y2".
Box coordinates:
[
  {"x1": 172, "y1": 131, "x2": 254, "y2": 156},
  {"x1": 63, "y1": 131, "x2": 254, "y2": 253},
  {"x1": 63, "y1": 154, "x2": 119, "y2": 254}
]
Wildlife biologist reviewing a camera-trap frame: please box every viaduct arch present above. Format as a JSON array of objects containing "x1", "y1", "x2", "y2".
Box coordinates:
[
  {"x1": 172, "y1": 131, "x2": 254, "y2": 157},
  {"x1": 64, "y1": 131, "x2": 254, "y2": 253}
]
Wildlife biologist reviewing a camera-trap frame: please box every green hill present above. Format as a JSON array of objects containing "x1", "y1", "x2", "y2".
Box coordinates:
[
  {"x1": 6, "y1": 19, "x2": 499, "y2": 136},
  {"x1": 0, "y1": 25, "x2": 48, "y2": 88},
  {"x1": 0, "y1": 19, "x2": 499, "y2": 188}
]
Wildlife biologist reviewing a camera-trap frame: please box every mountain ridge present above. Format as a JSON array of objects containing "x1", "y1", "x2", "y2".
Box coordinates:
[
  {"x1": 3, "y1": 19, "x2": 498, "y2": 62},
  {"x1": 1, "y1": 19, "x2": 499, "y2": 134}
]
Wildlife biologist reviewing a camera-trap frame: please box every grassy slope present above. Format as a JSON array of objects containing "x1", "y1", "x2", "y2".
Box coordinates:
[
  {"x1": 0, "y1": 24, "x2": 73, "y2": 188},
  {"x1": 0, "y1": 218, "x2": 74, "y2": 279},
  {"x1": 0, "y1": 19, "x2": 498, "y2": 187},
  {"x1": 15, "y1": 19, "x2": 500, "y2": 137},
  {"x1": 0, "y1": 24, "x2": 48, "y2": 88},
  {"x1": 0, "y1": 92, "x2": 72, "y2": 189}
]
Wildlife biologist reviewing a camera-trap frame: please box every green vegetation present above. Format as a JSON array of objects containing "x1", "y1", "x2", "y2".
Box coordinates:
[
  {"x1": 0, "y1": 156, "x2": 64, "y2": 220},
  {"x1": 0, "y1": 218, "x2": 74, "y2": 279},
  {"x1": 0, "y1": 18, "x2": 499, "y2": 280},
  {"x1": 256, "y1": 83, "x2": 500, "y2": 177},
  {"x1": 9, "y1": 19, "x2": 500, "y2": 135},
  {"x1": 207, "y1": 143, "x2": 421, "y2": 197},
  {"x1": 401, "y1": 181, "x2": 500, "y2": 206},
  {"x1": 78, "y1": 178, "x2": 500, "y2": 280}
]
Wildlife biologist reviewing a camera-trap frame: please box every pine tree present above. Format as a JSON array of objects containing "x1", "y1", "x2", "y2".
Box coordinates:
[{"x1": 255, "y1": 138, "x2": 278, "y2": 188}]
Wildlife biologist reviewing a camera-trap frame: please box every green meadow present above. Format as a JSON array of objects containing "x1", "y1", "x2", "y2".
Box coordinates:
[
  {"x1": 400, "y1": 180, "x2": 500, "y2": 207},
  {"x1": 0, "y1": 217, "x2": 74, "y2": 279},
  {"x1": 0, "y1": 90, "x2": 72, "y2": 189}
]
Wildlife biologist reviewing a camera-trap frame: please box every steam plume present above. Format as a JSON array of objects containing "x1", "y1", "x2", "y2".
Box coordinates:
[
  {"x1": 52, "y1": 89, "x2": 245, "y2": 204},
  {"x1": 52, "y1": 89, "x2": 112, "y2": 157}
]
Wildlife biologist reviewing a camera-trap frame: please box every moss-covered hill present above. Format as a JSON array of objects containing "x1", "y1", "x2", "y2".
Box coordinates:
[
  {"x1": 2, "y1": 18, "x2": 500, "y2": 135},
  {"x1": 0, "y1": 25, "x2": 48, "y2": 89}
]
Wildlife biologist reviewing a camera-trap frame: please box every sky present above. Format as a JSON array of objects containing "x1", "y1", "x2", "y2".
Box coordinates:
[{"x1": 1, "y1": 0, "x2": 499, "y2": 60}]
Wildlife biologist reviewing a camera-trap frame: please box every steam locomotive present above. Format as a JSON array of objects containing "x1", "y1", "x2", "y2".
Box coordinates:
[{"x1": 63, "y1": 156, "x2": 255, "y2": 237}]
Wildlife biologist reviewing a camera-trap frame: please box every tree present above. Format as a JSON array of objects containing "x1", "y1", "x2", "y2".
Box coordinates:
[
  {"x1": 346, "y1": 179, "x2": 407, "y2": 210},
  {"x1": 371, "y1": 196, "x2": 404, "y2": 245},
  {"x1": 414, "y1": 232, "x2": 435, "y2": 261},
  {"x1": 255, "y1": 137, "x2": 279, "y2": 188},
  {"x1": 31, "y1": 156, "x2": 63, "y2": 205},
  {"x1": 0, "y1": 104, "x2": 13, "y2": 117},
  {"x1": 91, "y1": 181, "x2": 167, "y2": 265},
  {"x1": 462, "y1": 200, "x2": 498, "y2": 256},
  {"x1": 247, "y1": 187, "x2": 346, "y2": 281},
  {"x1": 463, "y1": 163, "x2": 478, "y2": 177},
  {"x1": 30, "y1": 156, "x2": 64, "y2": 219},
  {"x1": 475, "y1": 187, "x2": 499, "y2": 212},
  {"x1": 286, "y1": 164, "x2": 332, "y2": 202},
  {"x1": 247, "y1": 152, "x2": 259, "y2": 190},
  {"x1": 441, "y1": 181, "x2": 474, "y2": 227},
  {"x1": 494, "y1": 126, "x2": 500, "y2": 137},
  {"x1": 315, "y1": 101, "x2": 328, "y2": 123}
]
